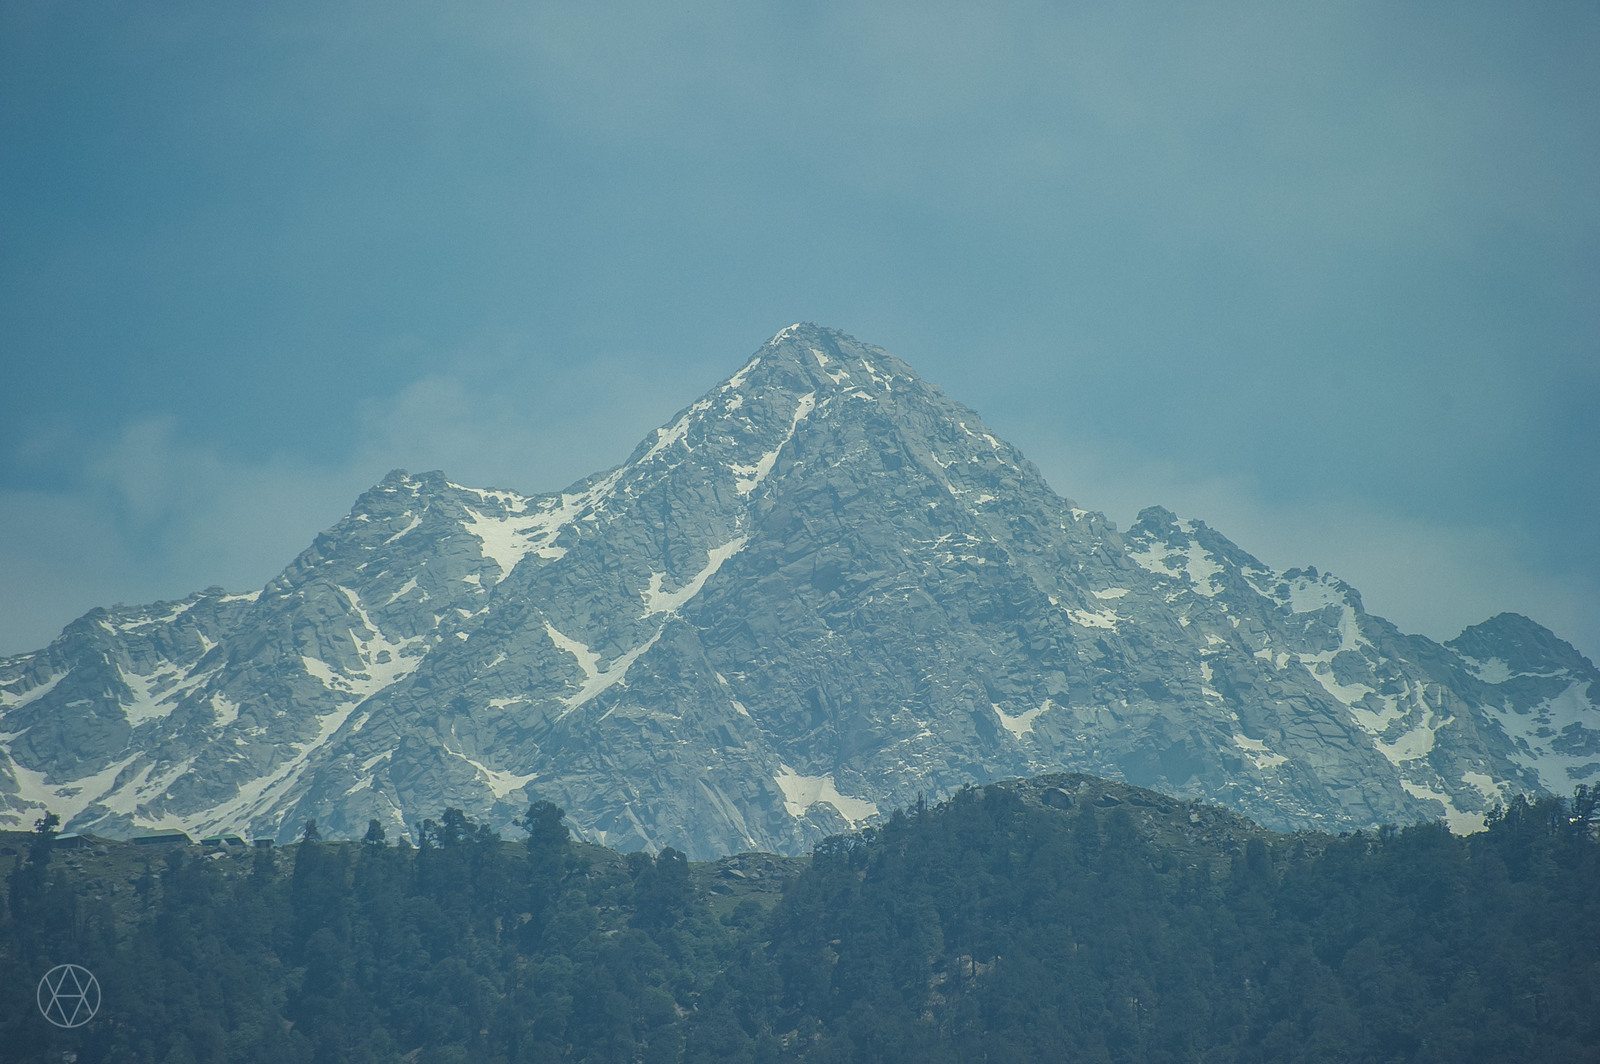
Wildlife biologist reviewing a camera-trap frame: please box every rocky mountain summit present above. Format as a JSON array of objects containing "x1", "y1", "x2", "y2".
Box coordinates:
[{"x1": 3, "y1": 325, "x2": 1596, "y2": 857}]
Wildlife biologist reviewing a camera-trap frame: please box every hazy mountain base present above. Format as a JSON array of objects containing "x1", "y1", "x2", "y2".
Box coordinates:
[{"x1": 3, "y1": 774, "x2": 1596, "y2": 1064}]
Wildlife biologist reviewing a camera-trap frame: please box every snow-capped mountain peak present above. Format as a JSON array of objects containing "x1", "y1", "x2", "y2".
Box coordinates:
[{"x1": 3, "y1": 326, "x2": 1594, "y2": 855}]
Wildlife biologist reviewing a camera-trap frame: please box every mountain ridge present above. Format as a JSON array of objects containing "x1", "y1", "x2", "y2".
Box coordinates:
[{"x1": 3, "y1": 324, "x2": 1596, "y2": 856}]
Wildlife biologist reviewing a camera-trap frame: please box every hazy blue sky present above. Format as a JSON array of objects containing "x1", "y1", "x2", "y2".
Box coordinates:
[{"x1": 2, "y1": 2, "x2": 1596, "y2": 661}]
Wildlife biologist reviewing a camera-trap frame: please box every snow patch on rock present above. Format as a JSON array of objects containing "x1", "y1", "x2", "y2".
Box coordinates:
[
  {"x1": 544, "y1": 622, "x2": 661, "y2": 715},
  {"x1": 642, "y1": 537, "x2": 748, "y2": 617},
  {"x1": 730, "y1": 392, "x2": 815, "y2": 496},
  {"x1": 993, "y1": 701, "x2": 1052, "y2": 739},
  {"x1": 1486, "y1": 680, "x2": 1600, "y2": 790},
  {"x1": 774, "y1": 766, "x2": 879, "y2": 826}
]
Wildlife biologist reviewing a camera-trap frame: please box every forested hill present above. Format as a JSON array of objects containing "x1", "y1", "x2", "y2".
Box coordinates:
[{"x1": 3, "y1": 775, "x2": 1597, "y2": 1063}]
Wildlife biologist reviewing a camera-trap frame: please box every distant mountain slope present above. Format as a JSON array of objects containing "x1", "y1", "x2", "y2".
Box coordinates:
[{"x1": 3, "y1": 325, "x2": 1596, "y2": 856}]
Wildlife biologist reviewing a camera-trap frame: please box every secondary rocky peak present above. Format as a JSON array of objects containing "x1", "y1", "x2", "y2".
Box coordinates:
[{"x1": 1449, "y1": 613, "x2": 1593, "y2": 678}]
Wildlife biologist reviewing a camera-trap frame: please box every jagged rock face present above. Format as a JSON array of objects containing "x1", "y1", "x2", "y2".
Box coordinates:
[{"x1": 3, "y1": 325, "x2": 1596, "y2": 857}]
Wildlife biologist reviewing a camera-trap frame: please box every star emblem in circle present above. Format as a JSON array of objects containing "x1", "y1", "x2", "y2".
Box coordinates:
[{"x1": 37, "y1": 964, "x2": 101, "y2": 1028}]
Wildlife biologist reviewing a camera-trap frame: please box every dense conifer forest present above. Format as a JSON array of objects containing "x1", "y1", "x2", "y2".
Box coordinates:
[{"x1": 3, "y1": 776, "x2": 1597, "y2": 1063}]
